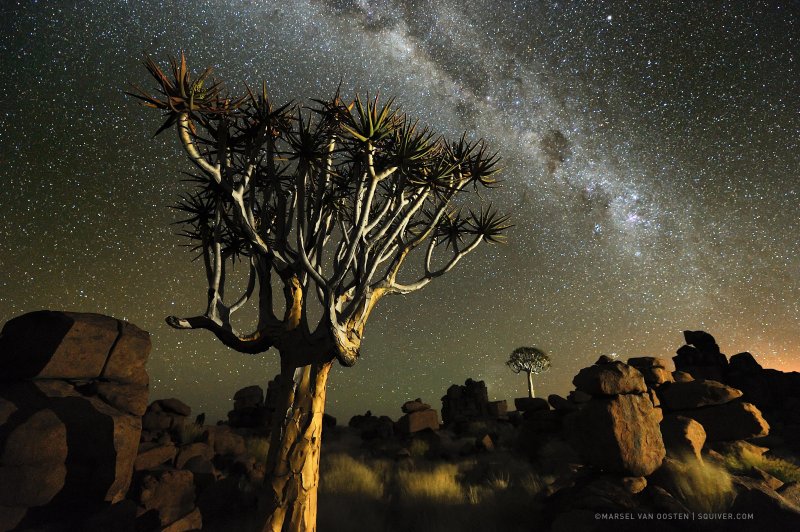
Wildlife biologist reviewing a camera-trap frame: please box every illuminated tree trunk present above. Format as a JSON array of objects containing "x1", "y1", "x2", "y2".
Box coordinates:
[
  {"x1": 527, "y1": 371, "x2": 535, "y2": 398},
  {"x1": 261, "y1": 359, "x2": 332, "y2": 532}
]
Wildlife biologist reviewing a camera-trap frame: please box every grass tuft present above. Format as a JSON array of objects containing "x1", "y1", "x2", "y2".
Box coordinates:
[{"x1": 723, "y1": 447, "x2": 800, "y2": 483}]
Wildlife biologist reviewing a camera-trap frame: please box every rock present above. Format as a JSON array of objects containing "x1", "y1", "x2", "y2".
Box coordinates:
[
  {"x1": 627, "y1": 356, "x2": 668, "y2": 369},
  {"x1": 205, "y1": 426, "x2": 246, "y2": 456},
  {"x1": 729, "y1": 352, "x2": 763, "y2": 374},
  {"x1": 657, "y1": 379, "x2": 743, "y2": 410},
  {"x1": 162, "y1": 506, "x2": 202, "y2": 532},
  {"x1": 157, "y1": 398, "x2": 192, "y2": 417},
  {"x1": 595, "y1": 355, "x2": 614, "y2": 364},
  {"x1": 748, "y1": 466, "x2": 784, "y2": 490},
  {"x1": 487, "y1": 400, "x2": 507, "y2": 418},
  {"x1": 95, "y1": 382, "x2": 149, "y2": 417},
  {"x1": 441, "y1": 378, "x2": 491, "y2": 426},
  {"x1": 548, "y1": 394, "x2": 577, "y2": 411},
  {"x1": 778, "y1": 481, "x2": 800, "y2": 508},
  {"x1": 322, "y1": 413, "x2": 337, "y2": 431},
  {"x1": 396, "y1": 409, "x2": 439, "y2": 434},
  {"x1": 349, "y1": 412, "x2": 394, "y2": 440},
  {"x1": 567, "y1": 390, "x2": 592, "y2": 403},
  {"x1": 233, "y1": 385, "x2": 263, "y2": 410},
  {"x1": 681, "y1": 401, "x2": 769, "y2": 442},
  {"x1": 514, "y1": 397, "x2": 549, "y2": 412},
  {"x1": 673, "y1": 330, "x2": 729, "y2": 381},
  {"x1": 80, "y1": 500, "x2": 137, "y2": 532},
  {"x1": 135, "y1": 443, "x2": 177, "y2": 471},
  {"x1": 672, "y1": 371, "x2": 694, "y2": 382},
  {"x1": 572, "y1": 361, "x2": 647, "y2": 396},
  {"x1": 711, "y1": 440, "x2": 769, "y2": 458},
  {"x1": 660, "y1": 415, "x2": 706, "y2": 461},
  {"x1": 565, "y1": 393, "x2": 665, "y2": 476},
  {"x1": 730, "y1": 477, "x2": 800, "y2": 528},
  {"x1": 136, "y1": 469, "x2": 196, "y2": 527},
  {"x1": 0, "y1": 408, "x2": 68, "y2": 507},
  {"x1": 622, "y1": 476, "x2": 647, "y2": 494},
  {"x1": 628, "y1": 357, "x2": 674, "y2": 386},
  {"x1": 401, "y1": 398, "x2": 431, "y2": 413},
  {"x1": 642, "y1": 484, "x2": 691, "y2": 514},
  {"x1": 476, "y1": 434, "x2": 495, "y2": 452}
]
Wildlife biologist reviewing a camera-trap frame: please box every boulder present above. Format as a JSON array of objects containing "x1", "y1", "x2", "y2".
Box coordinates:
[
  {"x1": 401, "y1": 399, "x2": 431, "y2": 414},
  {"x1": 396, "y1": 409, "x2": 439, "y2": 434},
  {"x1": 348, "y1": 412, "x2": 394, "y2": 440},
  {"x1": 660, "y1": 415, "x2": 706, "y2": 461},
  {"x1": 567, "y1": 390, "x2": 592, "y2": 403},
  {"x1": 729, "y1": 476, "x2": 800, "y2": 528},
  {"x1": 135, "y1": 443, "x2": 177, "y2": 471},
  {"x1": 673, "y1": 330, "x2": 729, "y2": 381},
  {"x1": 233, "y1": 385, "x2": 263, "y2": 410},
  {"x1": 657, "y1": 379, "x2": 743, "y2": 411},
  {"x1": 572, "y1": 361, "x2": 647, "y2": 396},
  {"x1": 672, "y1": 371, "x2": 694, "y2": 383},
  {"x1": 729, "y1": 352, "x2": 763, "y2": 374},
  {"x1": 514, "y1": 397, "x2": 549, "y2": 412},
  {"x1": 135, "y1": 469, "x2": 196, "y2": 527},
  {"x1": 204, "y1": 426, "x2": 246, "y2": 456},
  {"x1": 441, "y1": 378, "x2": 491, "y2": 425},
  {"x1": 681, "y1": 402, "x2": 769, "y2": 442},
  {"x1": 156, "y1": 398, "x2": 192, "y2": 417},
  {"x1": 548, "y1": 394, "x2": 577, "y2": 411},
  {"x1": 487, "y1": 400, "x2": 508, "y2": 418},
  {"x1": 565, "y1": 393, "x2": 665, "y2": 476},
  {"x1": 175, "y1": 443, "x2": 214, "y2": 470},
  {"x1": 628, "y1": 357, "x2": 673, "y2": 386}
]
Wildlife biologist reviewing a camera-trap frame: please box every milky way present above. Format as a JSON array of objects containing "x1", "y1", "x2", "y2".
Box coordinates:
[{"x1": 1, "y1": 0, "x2": 798, "y2": 421}]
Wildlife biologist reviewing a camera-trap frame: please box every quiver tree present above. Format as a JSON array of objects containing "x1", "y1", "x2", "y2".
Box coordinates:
[
  {"x1": 506, "y1": 346, "x2": 551, "y2": 398},
  {"x1": 130, "y1": 53, "x2": 510, "y2": 532}
]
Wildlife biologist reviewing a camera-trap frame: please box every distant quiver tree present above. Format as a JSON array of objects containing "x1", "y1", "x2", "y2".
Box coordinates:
[
  {"x1": 130, "y1": 53, "x2": 511, "y2": 532},
  {"x1": 506, "y1": 346, "x2": 551, "y2": 398}
]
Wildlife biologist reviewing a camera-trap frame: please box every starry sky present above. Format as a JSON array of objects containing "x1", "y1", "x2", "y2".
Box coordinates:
[{"x1": 1, "y1": 0, "x2": 799, "y2": 423}]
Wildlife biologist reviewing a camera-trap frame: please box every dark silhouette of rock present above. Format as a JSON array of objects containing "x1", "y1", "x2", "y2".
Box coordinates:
[
  {"x1": 487, "y1": 400, "x2": 508, "y2": 418},
  {"x1": 401, "y1": 398, "x2": 430, "y2": 413},
  {"x1": 729, "y1": 352, "x2": 763, "y2": 374},
  {"x1": 660, "y1": 415, "x2": 706, "y2": 461},
  {"x1": 515, "y1": 397, "x2": 549, "y2": 412},
  {"x1": 573, "y1": 361, "x2": 647, "y2": 396},
  {"x1": 673, "y1": 330, "x2": 729, "y2": 381},
  {"x1": 396, "y1": 401, "x2": 439, "y2": 435},
  {"x1": 441, "y1": 378, "x2": 492, "y2": 426},
  {"x1": 0, "y1": 311, "x2": 151, "y2": 531},
  {"x1": 204, "y1": 425, "x2": 246, "y2": 456},
  {"x1": 680, "y1": 401, "x2": 770, "y2": 442},
  {"x1": 728, "y1": 476, "x2": 800, "y2": 529},
  {"x1": 548, "y1": 394, "x2": 577, "y2": 411},
  {"x1": 657, "y1": 379, "x2": 743, "y2": 411},
  {"x1": 348, "y1": 412, "x2": 394, "y2": 440}
]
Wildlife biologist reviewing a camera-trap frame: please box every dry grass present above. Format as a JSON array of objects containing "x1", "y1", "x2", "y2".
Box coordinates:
[
  {"x1": 723, "y1": 447, "x2": 800, "y2": 483},
  {"x1": 667, "y1": 456, "x2": 736, "y2": 513}
]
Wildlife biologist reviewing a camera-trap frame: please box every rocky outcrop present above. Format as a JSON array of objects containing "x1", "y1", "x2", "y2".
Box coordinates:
[
  {"x1": 396, "y1": 399, "x2": 439, "y2": 435},
  {"x1": 657, "y1": 379, "x2": 743, "y2": 410},
  {"x1": 227, "y1": 385, "x2": 271, "y2": 429},
  {"x1": 0, "y1": 311, "x2": 151, "y2": 531},
  {"x1": 673, "y1": 330, "x2": 729, "y2": 381},
  {"x1": 626, "y1": 357, "x2": 674, "y2": 387},
  {"x1": 441, "y1": 378, "x2": 492, "y2": 426},
  {"x1": 565, "y1": 360, "x2": 665, "y2": 476},
  {"x1": 680, "y1": 401, "x2": 769, "y2": 442},
  {"x1": 660, "y1": 415, "x2": 706, "y2": 461},
  {"x1": 572, "y1": 361, "x2": 647, "y2": 396}
]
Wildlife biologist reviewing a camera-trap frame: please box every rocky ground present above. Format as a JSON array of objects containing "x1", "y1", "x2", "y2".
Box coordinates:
[{"x1": 1, "y1": 312, "x2": 800, "y2": 531}]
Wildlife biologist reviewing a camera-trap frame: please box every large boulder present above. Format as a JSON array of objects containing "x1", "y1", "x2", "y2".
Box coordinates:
[
  {"x1": 565, "y1": 393, "x2": 665, "y2": 476},
  {"x1": 660, "y1": 415, "x2": 706, "y2": 461},
  {"x1": 627, "y1": 357, "x2": 674, "y2": 386},
  {"x1": 396, "y1": 409, "x2": 439, "y2": 435},
  {"x1": 0, "y1": 311, "x2": 151, "y2": 531},
  {"x1": 681, "y1": 401, "x2": 770, "y2": 442},
  {"x1": 672, "y1": 330, "x2": 729, "y2": 381},
  {"x1": 441, "y1": 378, "x2": 492, "y2": 425},
  {"x1": 657, "y1": 379, "x2": 743, "y2": 411},
  {"x1": 572, "y1": 361, "x2": 647, "y2": 396}
]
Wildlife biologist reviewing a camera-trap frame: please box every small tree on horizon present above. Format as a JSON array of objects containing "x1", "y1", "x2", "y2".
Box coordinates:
[
  {"x1": 506, "y1": 346, "x2": 551, "y2": 398},
  {"x1": 129, "y1": 53, "x2": 511, "y2": 531}
]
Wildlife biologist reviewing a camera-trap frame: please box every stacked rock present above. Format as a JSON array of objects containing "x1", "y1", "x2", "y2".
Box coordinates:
[
  {"x1": 396, "y1": 398, "x2": 439, "y2": 435},
  {"x1": 564, "y1": 358, "x2": 666, "y2": 477}
]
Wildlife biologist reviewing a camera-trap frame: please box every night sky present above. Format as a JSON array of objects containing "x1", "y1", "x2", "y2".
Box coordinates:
[{"x1": 1, "y1": 1, "x2": 798, "y2": 423}]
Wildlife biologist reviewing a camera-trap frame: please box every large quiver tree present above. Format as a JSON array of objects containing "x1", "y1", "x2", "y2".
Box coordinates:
[
  {"x1": 506, "y1": 346, "x2": 551, "y2": 398},
  {"x1": 130, "y1": 53, "x2": 510, "y2": 531}
]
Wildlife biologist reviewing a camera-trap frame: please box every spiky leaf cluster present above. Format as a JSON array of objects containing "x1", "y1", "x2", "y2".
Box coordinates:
[{"x1": 507, "y1": 347, "x2": 551, "y2": 375}]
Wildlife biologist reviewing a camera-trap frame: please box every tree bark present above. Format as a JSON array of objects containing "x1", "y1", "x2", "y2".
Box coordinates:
[
  {"x1": 261, "y1": 358, "x2": 333, "y2": 532},
  {"x1": 527, "y1": 371, "x2": 535, "y2": 398}
]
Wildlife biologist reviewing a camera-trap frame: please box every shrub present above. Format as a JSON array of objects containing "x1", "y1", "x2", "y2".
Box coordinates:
[
  {"x1": 723, "y1": 447, "x2": 800, "y2": 483},
  {"x1": 666, "y1": 457, "x2": 735, "y2": 513}
]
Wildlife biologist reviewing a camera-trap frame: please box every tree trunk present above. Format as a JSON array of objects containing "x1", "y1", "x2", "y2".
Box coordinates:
[
  {"x1": 527, "y1": 371, "x2": 535, "y2": 398},
  {"x1": 261, "y1": 359, "x2": 333, "y2": 532}
]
